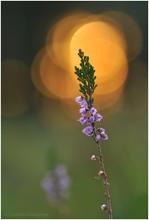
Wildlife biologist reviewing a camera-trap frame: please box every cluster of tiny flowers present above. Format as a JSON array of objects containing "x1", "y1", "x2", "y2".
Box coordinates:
[
  {"x1": 75, "y1": 96, "x2": 108, "y2": 142},
  {"x1": 41, "y1": 164, "x2": 71, "y2": 203}
]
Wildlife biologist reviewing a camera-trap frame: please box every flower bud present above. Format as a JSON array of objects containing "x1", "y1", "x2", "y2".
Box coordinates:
[
  {"x1": 95, "y1": 134, "x2": 101, "y2": 142},
  {"x1": 91, "y1": 155, "x2": 96, "y2": 160},
  {"x1": 101, "y1": 204, "x2": 107, "y2": 211},
  {"x1": 82, "y1": 126, "x2": 93, "y2": 136},
  {"x1": 75, "y1": 96, "x2": 83, "y2": 103},
  {"x1": 89, "y1": 107, "x2": 97, "y2": 116},
  {"x1": 98, "y1": 170, "x2": 105, "y2": 176},
  {"x1": 79, "y1": 107, "x2": 87, "y2": 115},
  {"x1": 80, "y1": 100, "x2": 88, "y2": 108}
]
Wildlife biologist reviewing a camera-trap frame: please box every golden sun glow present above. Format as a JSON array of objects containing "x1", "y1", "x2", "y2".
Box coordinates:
[{"x1": 31, "y1": 10, "x2": 142, "y2": 110}]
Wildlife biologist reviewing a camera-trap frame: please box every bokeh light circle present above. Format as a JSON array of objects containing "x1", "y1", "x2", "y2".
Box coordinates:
[
  {"x1": 102, "y1": 11, "x2": 143, "y2": 61},
  {"x1": 70, "y1": 21, "x2": 128, "y2": 95}
]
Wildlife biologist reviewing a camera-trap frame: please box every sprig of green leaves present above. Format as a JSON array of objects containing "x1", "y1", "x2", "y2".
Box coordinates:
[{"x1": 74, "y1": 49, "x2": 97, "y2": 105}]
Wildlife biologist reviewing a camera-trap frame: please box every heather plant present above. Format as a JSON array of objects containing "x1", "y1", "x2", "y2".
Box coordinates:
[
  {"x1": 74, "y1": 49, "x2": 112, "y2": 218},
  {"x1": 41, "y1": 164, "x2": 71, "y2": 203},
  {"x1": 41, "y1": 147, "x2": 71, "y2": 218}
]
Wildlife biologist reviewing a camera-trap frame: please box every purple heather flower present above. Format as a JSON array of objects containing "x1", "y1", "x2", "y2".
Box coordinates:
[
  {"x1": 41, "y1": 174, "x2": 54, "y2": 192},
  {"x1": 96, "y1": 128, "x2": 108, "y2": 140},
  {"x1": 54, "y1": 164, "x2": 67, "y2": 177},
  {"x1": 100, "y1": 132, "x2": 108, "y2": 140},
  {"x1": 58, "y1": 175, "x2": 71, "y2": 190},
  {"x1": 82, "y1": 126, "x2": 93, "y2": 136},
  {"x1": 41, "y1": 164, "x2": 71, "y2": 202},
  {"x1": 41, "y1": 173, "x2": 57, "y2": 200},
  {"x1": 89, "y1": 107, "x2": 97, "y2": 116},
  {"x1": 79, "y1": 107, "x2": 87, "y2": 115},
  {"x1": 95, "y1": 113, "x2": 103, "y2": 122},
  {"x1": 75, "y1": 96, "x2": 83, "y2": 104},
  {"x1": 80, "y1": 100, "x2": 88, "y2": 108},
  {"x1": 95, "y1": 134, "x2": 101, "y2": 142},
  {"x1": 79, "y1": 117, "x2": 89, "y2": 124},
  {"x1": 97, "y1": 128, "x2": 105, "y2": 133},
  {"x1": 89, "y1": 116, "x2": 95, "y2": 123}
]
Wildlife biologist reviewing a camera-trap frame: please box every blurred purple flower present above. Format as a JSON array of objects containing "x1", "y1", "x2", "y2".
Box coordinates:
[
  {"x1": 41, "y1": 173, "x2": 57, "y2": 200},
  {"x1": 54, "y1": 164, "x2": 67, "y2": 177},
  {"x1": 82, "y1": 126, "x2": 93, "y2": 136},
  {"x1": 41, "y1": 164, "x2": 71, "y2": 203},
  {"x1": 58, "y1": 175, "x2": 71, "y2": 189}
]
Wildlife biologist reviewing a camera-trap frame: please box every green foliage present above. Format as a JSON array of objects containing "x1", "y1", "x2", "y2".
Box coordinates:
[{"x1": 74, "y1": 49, "x2": 97, "y2": 105}]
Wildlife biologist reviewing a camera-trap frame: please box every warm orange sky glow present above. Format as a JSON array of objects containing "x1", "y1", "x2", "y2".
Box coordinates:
[{"x1": 31, "y1": 10, "x2": 143, "y2": 110}]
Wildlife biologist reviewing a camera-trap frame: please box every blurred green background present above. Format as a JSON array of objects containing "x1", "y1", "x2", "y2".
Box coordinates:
[{"x1": 1, "y1": 1, "x2": 148, "y2": 219}]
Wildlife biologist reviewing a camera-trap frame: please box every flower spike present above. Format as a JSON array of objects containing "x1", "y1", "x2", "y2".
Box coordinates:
[{"x1": 74, "y1": 49, "x2": 112, "y2": 219}]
